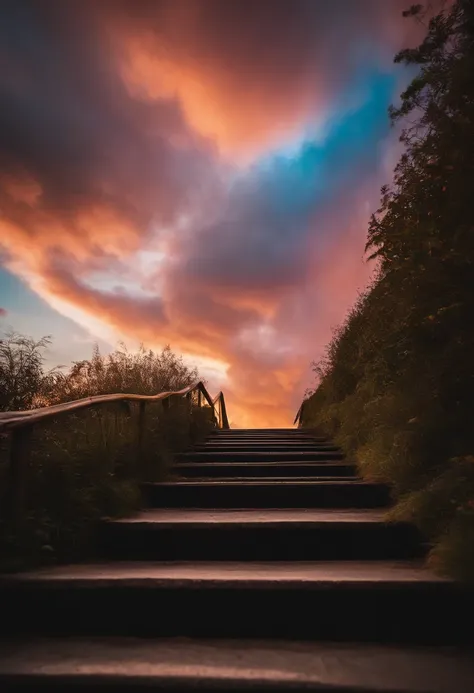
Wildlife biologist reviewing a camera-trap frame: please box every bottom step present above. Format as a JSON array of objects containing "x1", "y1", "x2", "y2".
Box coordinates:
[{"x1": 0, "y1": 637, "x2": 473, "y2": 692}]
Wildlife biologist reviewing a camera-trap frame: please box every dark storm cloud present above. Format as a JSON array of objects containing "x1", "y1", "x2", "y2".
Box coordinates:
[{"x1": 0, "y1": 0, "x2": 218, "y2": 233}]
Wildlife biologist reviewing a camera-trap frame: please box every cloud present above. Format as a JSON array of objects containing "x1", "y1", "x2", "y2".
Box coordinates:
[
  {"x1": 0, "y1": 308, "x2": 7, "y2": 317},
  {"x1": 0, "y1": 0, "x2": 418, "y2": 425},
  {"x1": 109, "y1": 0, "x2": 413, "y2": 157}
]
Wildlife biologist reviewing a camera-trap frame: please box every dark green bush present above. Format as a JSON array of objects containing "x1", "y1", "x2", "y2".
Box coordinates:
[{"x1": 302, "y1": 1, "x2": 474, "y2": 579}]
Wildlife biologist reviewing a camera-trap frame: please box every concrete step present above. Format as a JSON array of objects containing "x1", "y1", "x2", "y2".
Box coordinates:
[
  {"x1": 1, "y1": 637, "x2": 474, "y2": 693},
  {"x1": 200, "y1": 444, "x2": 333, "y2": 450},
  {"x1": 179, "y1": 477, "x2": 359, "y2": 483},
  {"x1": 191, "y1": 438, "x2": 334, "y2": 444},
  {"x1": 1, "y1": 561, "x2": 472, "y2": 644},
  {"x1": 207, "y1": 434, "x2": 328, "y2": 440},
  {"x1": 194, "y1": 444, "x2": 341, "y2": 452},
  {"x1": 174, "y1": 462, "x2": 356, "y2": 478},
  {"x1": 178, "y1": 451, "x2": 344, "y2": 463},
  {"x1": 200, "y1": 439, "x2": 338, "y2": 445},
  {"x1": 208, "y1": 432, "x2": 327, "y2": 439},
  {"x1": 98, "y1": 509, "x2": 423, "y2": 561},
  {"x1": 209, "y1": 429, "x2": 323, "y2": 432},
  {"x1": 205, "y1": 440, "x2": 331, "y2": 446},
  {"x1": 142, "y1": 480, "x2": 391, "y2": 509},
  {"x1": 210, "y1": 428, "x2": 314, "y2": 433}
]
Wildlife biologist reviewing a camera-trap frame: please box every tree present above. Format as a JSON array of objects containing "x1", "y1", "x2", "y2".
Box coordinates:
[
  {"x1": 0, "y1": 332, "x2": 55, "y2": 411},
  {"x1": 303, "y1": 1, "x2": 474, "y2": 577},
  {"x1": 367, "y1": 0, "x2": 474, "y2": 275}
]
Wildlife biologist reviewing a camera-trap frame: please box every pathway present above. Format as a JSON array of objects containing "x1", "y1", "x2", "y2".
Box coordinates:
[{"x1": 1, "y1": 427, "x2": 473, "y2": 692}]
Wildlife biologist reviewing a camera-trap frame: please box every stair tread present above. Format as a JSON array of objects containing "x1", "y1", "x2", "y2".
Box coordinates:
[
  {"x1": 174, "y1": 476, "x2": 358, "y2": 482},
  {"x1": 178, "y1": 445, "x2": 342, "y2": 458},
  {"x1": 175, "y1": 461, "x2": 350, "y2": 467},
  {"x1": 110, "y1": 508, "x2": 388, "y2": 524},
  {"x1": 196, "y1": 444, "x2": 340, "y2": 447},
  {"x1": 0, "y1": 637, "x2": 473, "y2": 693},
  {"x1": 2, "y1": 560, "x2": 449, "y2": 585},
  {"x1": 148, "y1": 480, "x2": 381, "y2": 487}
]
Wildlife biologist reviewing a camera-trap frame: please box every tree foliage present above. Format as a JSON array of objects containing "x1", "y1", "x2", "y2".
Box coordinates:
[
  {"x1": 0, "y1": 333, "x2": 57, "y2": 411},
  {"x1": 303, "y1": 0, "x2": 474, "y2": 579}
]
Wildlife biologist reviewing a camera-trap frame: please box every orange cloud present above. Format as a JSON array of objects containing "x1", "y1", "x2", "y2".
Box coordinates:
[
  {"x1": 117, "y1": 34, "x2": 321, "y2": 160},
  {"x1": 107, "y1": 0, "x2": 413, "y2": 159}
]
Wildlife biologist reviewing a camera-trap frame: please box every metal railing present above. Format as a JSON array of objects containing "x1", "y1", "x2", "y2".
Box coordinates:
[{"x1": 0, "y1": 381, "x2": 229, "y2": 527}]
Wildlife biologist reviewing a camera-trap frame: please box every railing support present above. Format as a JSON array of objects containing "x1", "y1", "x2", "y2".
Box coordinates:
[
  {"x1": 7, "y1": 425, "x2": 33, "y2": 529},
  {"x1": 0, "y1": 381, "x2": 229, "y2": 528},
  {"x1": 220, "y1": 393, "x2": 230, "y2": 430},
  {"x1": 137, "y1": 401, "x2": 146, "y2": 471}
]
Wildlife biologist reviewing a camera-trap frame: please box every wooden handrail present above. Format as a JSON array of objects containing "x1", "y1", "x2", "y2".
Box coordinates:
[
  {"x1": 0, "y1": 381, "x2": 225, "y2": 431},
  {"x1": 0, "y1": 381, "x2": 229, "y2": 528}
]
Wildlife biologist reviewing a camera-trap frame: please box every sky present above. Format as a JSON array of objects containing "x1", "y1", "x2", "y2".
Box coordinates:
[{"x1": 0, "y1": 0, "x2": 421, "y2": 427}]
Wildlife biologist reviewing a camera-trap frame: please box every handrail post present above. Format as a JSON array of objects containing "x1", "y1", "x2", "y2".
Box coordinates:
[
  {"x1": 7, "y1": 425, "x2": 33, "y2": 530},
  {"x1": 185, "y1": 392, "x2": 192, "y2": 420},
  {"x1": 219, "y1": 393, "x2": 229, "y2": 429},
  {"x1": 0, "y1": 383, "x2": 231, "y2": 503},
  {"x1": 137, "y1": 401, "x2": 146, "y2": 472},
  {"x1": 212, "y1": 397, "x2": 219, "y2": 428}
]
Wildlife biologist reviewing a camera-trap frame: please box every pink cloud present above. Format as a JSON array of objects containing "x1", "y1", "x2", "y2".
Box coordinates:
[{"x1": 108, "y1": 0, "x2": 414, "y2": 158}]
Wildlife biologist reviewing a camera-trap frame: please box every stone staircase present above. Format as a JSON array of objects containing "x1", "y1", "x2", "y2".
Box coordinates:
[{"x1": 1, "y1": 428, "x2": 474, "y2": 692}]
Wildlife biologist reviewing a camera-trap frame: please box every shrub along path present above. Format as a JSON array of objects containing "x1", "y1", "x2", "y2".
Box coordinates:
[{"x1": 1, "y1": 428, "x2": 474, "y2": 692}]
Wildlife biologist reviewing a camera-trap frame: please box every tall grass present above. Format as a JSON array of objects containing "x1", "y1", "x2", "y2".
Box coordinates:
[{"x1": 0, "y1": 334, "x2": 215, "y2": 570}]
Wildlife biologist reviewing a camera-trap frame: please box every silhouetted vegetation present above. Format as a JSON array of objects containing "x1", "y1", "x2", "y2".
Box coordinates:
[
  {"x1": 302, "y1": 1, "x2": 474, "y2": 579},
  {"x1": 0, "y1": 334, "x2": 214, "y2": 570},
  {"x1": 0, "y1": 333, "x2": 58, "y2": 411}
]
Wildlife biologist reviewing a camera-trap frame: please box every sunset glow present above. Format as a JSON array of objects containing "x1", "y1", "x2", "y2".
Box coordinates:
[{"x1": 0, "y1": 0, "x2": 419, "y2": 426}]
